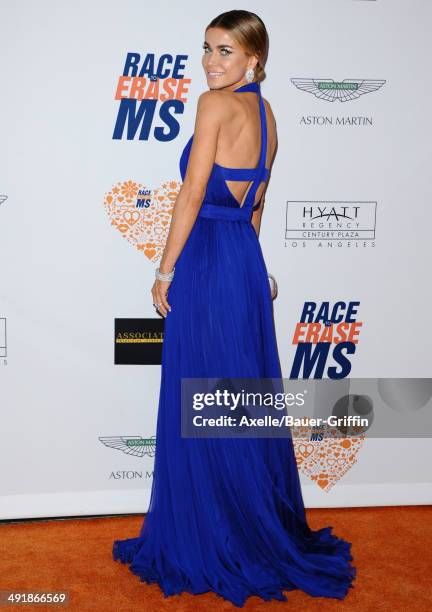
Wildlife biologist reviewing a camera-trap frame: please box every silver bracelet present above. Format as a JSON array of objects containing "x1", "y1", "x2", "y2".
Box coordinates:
[{"x1": 155, "y1": 266, "x2": 175, "y2": 281}]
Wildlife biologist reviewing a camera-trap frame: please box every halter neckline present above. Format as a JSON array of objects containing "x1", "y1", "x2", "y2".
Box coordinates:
[
  {"x1": 179, "y1": 76, "x2": 267, "y2": 217},
  {"x1": 232, "y1": 81, "x2": 260, "y2": 94}
]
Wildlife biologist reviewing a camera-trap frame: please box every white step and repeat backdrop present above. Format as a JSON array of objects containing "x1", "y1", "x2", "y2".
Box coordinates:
[{"x1": 1, "y1": 0, "x2": 431, "y2": 519}]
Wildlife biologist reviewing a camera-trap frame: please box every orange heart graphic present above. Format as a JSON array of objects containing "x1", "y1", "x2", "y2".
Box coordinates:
[
  {"x1": 103, "y1": 179, "x2": 180, "y2": 262},
  {"x1": 292, "y1": 425, "x2": 365, "y2": 492}
]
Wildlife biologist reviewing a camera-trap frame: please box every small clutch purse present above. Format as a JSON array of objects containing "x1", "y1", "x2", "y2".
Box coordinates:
[{"x1": 268, "y1": 273, "x2": 278, "y2": 300}]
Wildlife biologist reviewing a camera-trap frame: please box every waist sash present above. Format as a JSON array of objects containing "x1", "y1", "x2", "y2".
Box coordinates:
[{"x1": 197, "y1": 201, "x2": 252, "y2": 222}]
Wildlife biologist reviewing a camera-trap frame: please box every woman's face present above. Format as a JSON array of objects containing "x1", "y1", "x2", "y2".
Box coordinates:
[{"x1": 202, "y1": 27, "x2": 257, "y2": 91}]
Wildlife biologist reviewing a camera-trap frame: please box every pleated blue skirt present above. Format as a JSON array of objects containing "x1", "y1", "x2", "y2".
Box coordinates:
[{"x1": 113, "y1": 215, "x2": 356, "y2": 607}]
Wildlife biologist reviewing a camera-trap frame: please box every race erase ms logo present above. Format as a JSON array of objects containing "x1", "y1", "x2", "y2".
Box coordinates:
[
  {"x1": 290, "y1": 301, "x2": 363, "y2": 379},
  {"x1": 112, "y1": 52, "x2": 191, "y2": 141}
]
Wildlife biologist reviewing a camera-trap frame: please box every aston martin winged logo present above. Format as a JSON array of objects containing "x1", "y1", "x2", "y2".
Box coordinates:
[
  {"x1": 290, "y1": 79, "x2": 386, "y2": 102},
  {"x1": 99, "y1": 435, "x2": 156, "y2": 457}
]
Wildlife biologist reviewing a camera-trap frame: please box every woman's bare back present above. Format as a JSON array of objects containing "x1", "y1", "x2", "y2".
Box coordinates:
[{"x1": 213, "y1": 90, "x2": 277, "y2": 209}]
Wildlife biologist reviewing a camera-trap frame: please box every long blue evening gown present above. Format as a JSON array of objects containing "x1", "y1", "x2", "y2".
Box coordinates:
[{"x1": 112, "y1": 81, "x2": 356, "y2": 607}]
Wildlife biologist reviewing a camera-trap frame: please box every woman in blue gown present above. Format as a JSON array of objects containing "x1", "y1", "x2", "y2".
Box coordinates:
[{"x1": 113, "y1": 10, "x2": 356, "y2": 608}]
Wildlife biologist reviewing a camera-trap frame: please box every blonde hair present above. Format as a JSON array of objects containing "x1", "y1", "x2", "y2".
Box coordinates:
[{"x1": 206, "y1": 10, "x2": 269, "y2": 84}]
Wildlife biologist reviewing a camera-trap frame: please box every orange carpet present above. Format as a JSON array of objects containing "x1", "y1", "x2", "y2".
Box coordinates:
[{"x1": 1, "y1": 506, "x2": 431, "y2": 611}]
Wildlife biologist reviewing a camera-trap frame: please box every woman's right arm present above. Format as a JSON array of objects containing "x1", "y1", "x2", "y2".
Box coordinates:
[{"x1": 151, "y1": 90, "x2": 229, "y2": 316}]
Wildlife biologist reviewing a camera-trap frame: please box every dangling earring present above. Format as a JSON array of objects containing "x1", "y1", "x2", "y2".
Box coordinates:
[{"x1": 245, "y1": 67, "x2": 255, "y2": 82}]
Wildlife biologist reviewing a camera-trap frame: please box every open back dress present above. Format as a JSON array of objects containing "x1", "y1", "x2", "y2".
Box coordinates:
[{"x1": 112, "y1": 81, "x2": 356, "y2": 608}]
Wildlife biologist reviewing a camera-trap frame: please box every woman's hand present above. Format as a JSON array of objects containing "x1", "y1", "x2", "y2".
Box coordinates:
[{"x1": 151, "y1": 279, "x2": 172, "y2": 318}]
